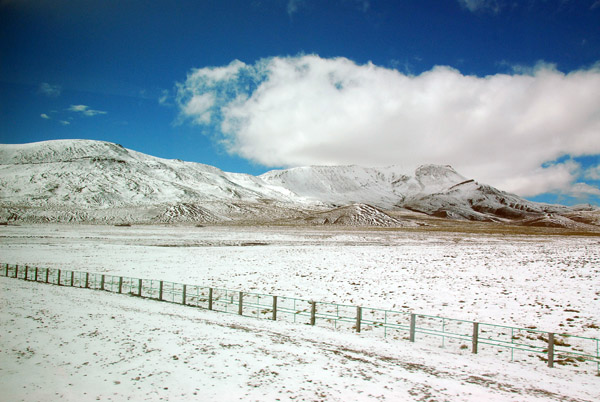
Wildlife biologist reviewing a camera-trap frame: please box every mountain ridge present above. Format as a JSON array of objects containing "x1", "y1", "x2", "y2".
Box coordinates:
[{"x1": 0, "y1": 139, "x2": 597, "y2": 229}]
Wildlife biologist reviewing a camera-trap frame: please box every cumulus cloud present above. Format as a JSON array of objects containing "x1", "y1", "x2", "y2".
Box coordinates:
[
  {"x1": 67, "y1": 104, "x2": 107, "y2": 117},
  {"x1": 584, "y1": 165, "x2": 600, "y2": 181},
  {"x1": 40, "y1": 113, "x2": 50, "y2": 119},
  {"x1": 569, "y1": 182, "x2": 600, "y2": 197},
  {"x1": 38, "y1": 82, "x2": 61, "y2": 97},
  {"x1": 176, "y1": 55, "x2": 600, "y2": 198}
]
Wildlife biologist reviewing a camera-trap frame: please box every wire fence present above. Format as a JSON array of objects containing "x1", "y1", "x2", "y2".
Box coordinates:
[{"x1": 2, "y1": 263, "x2": 598, "y2": 375}]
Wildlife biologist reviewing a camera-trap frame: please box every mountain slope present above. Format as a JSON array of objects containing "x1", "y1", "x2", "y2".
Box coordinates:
[
  {"x1": 0, "y1": 139, "x2": 597, "y2": 228},
  {"x1": 260, "y1": 164, "x2": 584, "y2": 223},
  {"x1": 0, "y1": 140, "x2": 301, "y2": 208}
]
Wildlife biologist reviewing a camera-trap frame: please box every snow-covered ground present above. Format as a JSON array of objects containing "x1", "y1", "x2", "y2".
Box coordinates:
[{"x1": 1, "y1": 224, "x2": 599, "y2": 401}]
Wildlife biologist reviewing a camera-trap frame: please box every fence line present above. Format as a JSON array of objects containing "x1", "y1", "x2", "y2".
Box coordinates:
[{"x1": 1, "y1": 263, "x2": 598, "y2": 374}]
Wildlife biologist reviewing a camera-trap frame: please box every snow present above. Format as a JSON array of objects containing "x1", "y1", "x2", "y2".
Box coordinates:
[
  {"x1": 0, "y1": 139, "x2": 307, "y2": 209},
  {"x1": 1, "y1": 225, "x2": 598, "y2": 338},
  {"x1": 4, "y1": 139, "x2": 592, "y2": 226},
  {"x1": 1, "y1": 224, "x2": 599, "y2": 401},
  {"x1": 1, "y1": 276, "x2": 598, "y2": 402}
]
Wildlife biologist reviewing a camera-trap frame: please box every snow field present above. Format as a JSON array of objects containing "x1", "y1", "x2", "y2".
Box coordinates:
[
  {"x1": 1, "y1": 224, "x2": 600, "y2": 400},
  {"x1": 1, "y1": 224, "x2": 598, "y2": 337},
  {"x1": 1, "y1": 276, "x2": 599, "y2": 402}
]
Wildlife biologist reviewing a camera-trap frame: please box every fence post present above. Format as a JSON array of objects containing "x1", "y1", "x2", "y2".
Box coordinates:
[
  {"x1": 272, "y1": 296, "x2": 278, "y2": 321},
  {"x1": 24, "y1": 265, "x2": 28, "y2": 281},
  {"x1": 238, "y1": 291, "x2": 243, "y2": 315},
  {"x1": 98, "y1": 274, "x2": 104, "y2": 290},
  {"x1": 182, "y1": 284, "x2": 187, "y2": 305},
  {"x1": 118, "y1": 277, "x2": 123, "y2": 294},
  {"x1": 410, "y1": 314, "x2": 416, "y2": 342},
  {"x1": 57, "y1": 269, "x2": 61, "y2": 285},
  {"x1": 70, "y1": 271, "x2": 74, "y2": 287},
  {"x1": 14, "y1": 265, "x2": 18, "y2": 279},
  {"x1": 159, "y1": 281, "x2": 164, "y2": 301},
  {"x1": 35, "y1": 267, "x2": 38, "y2": 282},
  {"x1": 45, "y1": 268, "x2": 49, "y2": 283},
  {"x1": 548, "y1": 333, "x2": 555, "y2": 368},
  {"x1": 208, "y1": 288, "x2": 213, "y2": 310},
  {"x1": 4, "y1": 264, "x2": 8, "y2": 277},
  {"x1": 85, "y1": 272, "x2": 89, "y2": 288},
  {"x1": 138, "y1": 279, "x2": 142, "y2": 297},
  {"x1": 356, "y1": 306, "x2": 362, "y2": 333},
  {"x1": 472, "y1": 322, "x2": 479, "y2": 354},
  {"x1": 310, "y1": 301, "x2": 316, "y2": 326}
]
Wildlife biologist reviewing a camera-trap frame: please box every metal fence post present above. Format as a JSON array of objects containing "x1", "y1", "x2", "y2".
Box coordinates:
[
  {"x1": 35, "y1": 267, "x2": 38, "y2": 282},
  {"x1": 208, "y1": 288, "x2": 213, "y2": 310},
  {"x1": 356, "y1": 306, "x2": 362, "y2": 333},
  {"x1": 272, "y1": 296, "x2": 278, "y2": 321},
  {"x1": 24, "y1": 265, "x2": 28, "y2": 281},
  {"x1": 472, "y1": 322, "x2": 479, "y2": 354},
  {"x1": 159, "y1": 281, "x2": 163, "y2": 301},
  {"x1": 85, "y1": 272, "x2": 89, "y2": 288},
  {"x1": 100, "y1": 274, "x2": 105, "y2": 290},
  {"x1": 138, "y1": 279, "x2": 142, "y2": 297},
  {"x1": 118, "y1": 277, "x2": 123, "y2": 294},
  {"x1": 45, "y1": 268, "x2": 49, "y2": 283},
  {"x1": 548, "y1": 333, "x2": 555, "y2": 368},
  {"x1": 14, "y1": 265, "x2": 18, "y2": 279},
  {"x1": 310, "y1": 301, "x2": 316, "y2": 326},
  {"x1": 4, "y1": 264, "x2": 8, "y2": 277},
  {"x1": 57, "y1": 269, "x2": 61, "y2": 285},
  {"x1": 182, "y1": 284, "x2": 187, "y2": 305},
  {"x1": 70, "y1": 271, "x2": 75, "y2": 286},
  {"x1": 596, "y1": 339, "x2": 600, "y2": 375},
  {"x1": 410, "y1": 314, "x2": 416, "y2": 342},
  {"x1": 238, "y1": 291, "x2": 243, "y2": 315}
]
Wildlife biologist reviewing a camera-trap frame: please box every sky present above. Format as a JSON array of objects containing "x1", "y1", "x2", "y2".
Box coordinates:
[{"x1": 1, "y1": 0, "x2": 599, "y2": 206}]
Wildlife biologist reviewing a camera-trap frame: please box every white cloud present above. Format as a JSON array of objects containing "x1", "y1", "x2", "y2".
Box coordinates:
[
  {"x1": 175, "y1": 60, "x2": 253, "y2": 126},
  {"x1": 39, "y1": 82, "x2": 61, "y2": 97},
  {"x1": 584, "y1": 165, "x2": 600, "y2": 180},
  {"x1": 457, "y1": 0, "x2": 501, "y2": 13},
  {"x1": 158, "y1": 89, "x2": 170, "y2": 105},
  {"x1": 569, "y1": 182, "x2": 600, "y2": 197},
  {"x1": 181, "y1": 93, "x2": 215, "y2": 124},
  {"x1": 67, "y1": 104, "x2": 107, "y2": 117},
  {"x1": 176, "y1": 55, "x2": 600, "y2": 198},
  {"x1": 343, "y1": 0, "x2": 370, "y2": 12},
  {"x1": 499, "y1": 160, "x2": 582, "y2": 197},
  {"x1": 40, "y1": 113, "x2": 50, "y2": 119},
  {"x1": 59, "y1": 120, "x2": 70, "y2": 126},
  {"x1": 287, "y1": 0, "x2": 305, "y2": 16}
]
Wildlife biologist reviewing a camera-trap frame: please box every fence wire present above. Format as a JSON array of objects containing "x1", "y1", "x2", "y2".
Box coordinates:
[{"x1": 2, "y1": 263, "x2": 598, "y2": 374}]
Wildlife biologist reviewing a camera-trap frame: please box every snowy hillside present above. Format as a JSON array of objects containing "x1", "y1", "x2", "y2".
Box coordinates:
[
  {"x1": 0, "y1": 140, "x2": 310, "y2": 223},
  {"x1": 0, "y1": 139, "x2": 597, "y2": 227},
  {"x1": 0, "y1": 140, "x2": 301, "y2": 206},
  {"x1": 261, "y1": 163, "x2": 596, "y2": 225}
]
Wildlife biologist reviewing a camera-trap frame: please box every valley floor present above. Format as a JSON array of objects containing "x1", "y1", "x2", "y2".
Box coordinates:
[{"x1": 1, "y1": 224, "x2": 599, "y2": 401}]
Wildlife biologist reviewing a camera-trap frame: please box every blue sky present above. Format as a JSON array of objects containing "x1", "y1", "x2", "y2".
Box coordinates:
[{"x1": 1, "y1": 0, "x2": 599, "y2": 205}]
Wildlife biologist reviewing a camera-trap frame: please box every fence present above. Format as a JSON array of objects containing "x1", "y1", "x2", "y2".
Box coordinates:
[{"x1": 1, "y1": 263, "x2": 599, "y2": 374}]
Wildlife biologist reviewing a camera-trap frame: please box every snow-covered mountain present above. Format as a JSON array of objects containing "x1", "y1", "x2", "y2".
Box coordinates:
[
  {"x1": 0, "y1": 139, "x2": 597, "y2": 228},
  {"x1": 259, "y1": 164, "x2": 591, "y2": 222}
]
